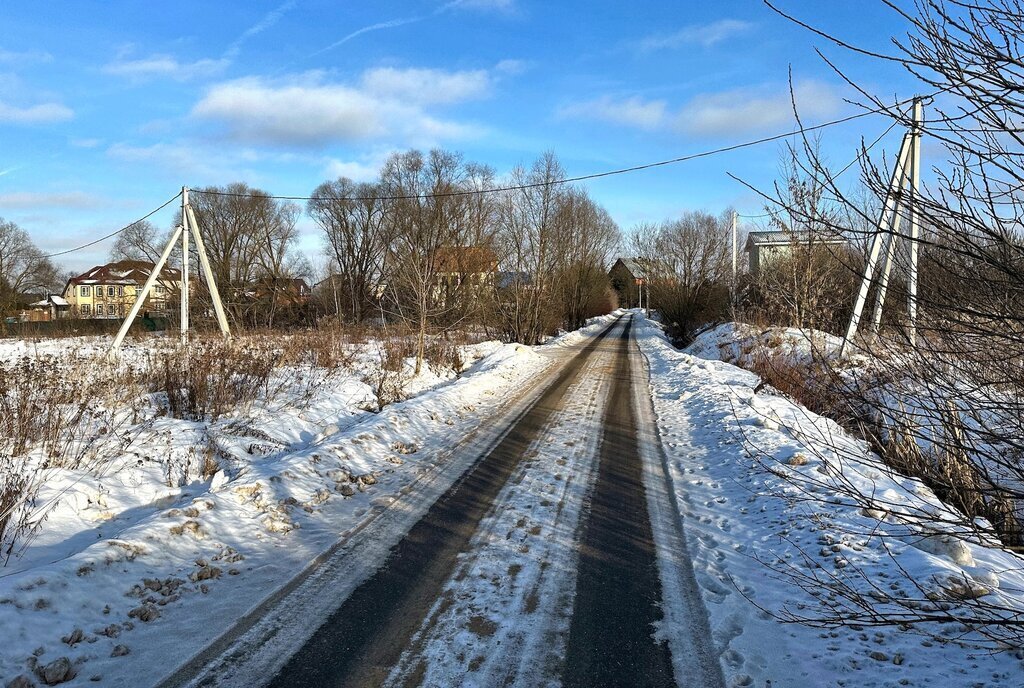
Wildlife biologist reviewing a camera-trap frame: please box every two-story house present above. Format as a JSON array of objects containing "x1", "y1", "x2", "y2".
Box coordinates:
[{"x1": 63, "y1": 260, "x2": 182, "y2": 319}]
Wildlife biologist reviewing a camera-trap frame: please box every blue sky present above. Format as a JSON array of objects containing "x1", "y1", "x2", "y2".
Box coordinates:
[{"x1": 0, "y1": 0, "x2": 922, "y2": 272}]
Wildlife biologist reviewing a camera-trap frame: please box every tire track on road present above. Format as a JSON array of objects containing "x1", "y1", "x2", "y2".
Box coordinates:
[
  {"x1": 267, "y1": 317, "x2": 625, "y2": 688},
  {"x1": 384, "y1": 325, "x2": 620, "y2": 688},
  {"x1": 563, "y1": 315, "x2": 677, "y2": 687}
]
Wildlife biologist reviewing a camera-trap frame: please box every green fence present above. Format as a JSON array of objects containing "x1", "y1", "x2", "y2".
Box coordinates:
[{"x1": 0, "y1": 316, "x2": 171, "y2": 339}]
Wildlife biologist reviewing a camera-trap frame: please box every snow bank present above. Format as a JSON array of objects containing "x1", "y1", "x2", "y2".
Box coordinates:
[{"x1": 634, "y1": 315, "x2": 1024, "y2": 687}]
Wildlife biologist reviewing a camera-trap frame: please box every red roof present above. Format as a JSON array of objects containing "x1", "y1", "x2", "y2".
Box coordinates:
[
  {"x1": 67, "y1": 260, "x2": 182, "y2": 287},
  {"x1": 432, "y1": 246, "x2": 498, "y2": 273}
]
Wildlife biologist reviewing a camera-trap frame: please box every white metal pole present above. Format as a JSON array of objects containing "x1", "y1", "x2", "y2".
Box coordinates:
[
  {"x1": 111, "y1": 224, "x2": 184, "y2": 353},
  {"x1": 870, "y1": 161, "x2": 912, "y2": 333},
  {"x1": 908, "y1": 97, "x2": 923, "y2": 346},
  {"x1": 731, "y1": 210, "x2": 738, "y2": 310},
  {"x1": 180, "y1": 186, "x2": 190, "y2": 345},
  {"x1": 841, "y1": 132, "x2": 913, "y2": 355},
  {"x1": 186, "y1": 204, "x2": 231, "y2": 338}
]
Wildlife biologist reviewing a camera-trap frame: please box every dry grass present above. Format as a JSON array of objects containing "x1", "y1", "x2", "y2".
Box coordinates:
[
  {"x1": 0, "y1": 324, "x2": 489, "y2": 563},
  {"x1": 746, "y1": 341, "x2": 1022, "y2": 548}
]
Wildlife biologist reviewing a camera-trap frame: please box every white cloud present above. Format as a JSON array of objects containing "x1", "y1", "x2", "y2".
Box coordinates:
[
  {"x1": 324, "y1": 157, "x2": 386, "y2": 183},
  {"x1": 0, "y1": 99, "x2": 73, "y2": 124},
  {"x1": 557, "y1": 81, "x2": 845, "y2": 138},
  {"x1": 676, "y1": 80, "x2": 843, "y2": 136},
  {"x1": 495, "y1": 59, "x2": 529, "y2": 75},
  {"x1": 0, "y1": 48, "x2": 53, "y2": 64},
  {"x1": 360, "y1": 67, "x2": 490, "y2": 104},
  {"x1": 102, "y1": 54, "x2": 229, "y2": 81},
  {"x1": 637, "y1": 19, "x2": 752, "y2": 51},
  {"x1": 0, "y1": 191, "x2": 101, "y2": 209},
  {"x1": 558, "y1": 95, "x2": 667, "y2": 131},
  {"x1": 191, "y1": 69, "x2": 490, "y2": 147}
]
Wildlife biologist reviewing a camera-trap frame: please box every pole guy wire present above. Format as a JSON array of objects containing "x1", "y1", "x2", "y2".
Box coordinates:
[{"x1": 43, "y1": 191, "x2": 183, "y2": 258}]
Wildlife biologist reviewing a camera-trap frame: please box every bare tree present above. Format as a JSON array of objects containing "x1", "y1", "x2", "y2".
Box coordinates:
[
  {"x1": 109, "y1": 220, "x2": 171, "y2": 265},
  {"x1": 553, "y1": 188, "x2": 619, "y2": 330},
  {"x1": 493, "y1": 153, "x2": 566, "y2": 344},
  {"x1": 740, "y1": 0, "x2": 1024, "y2": 647},
  {"x1": 751, "y1": 141, "x2": 861, "y2": 333},
  {"x1": 308, "y1": 178, "x2": 387, "y2": 324},
  {"x1": 0, "y1": 218, "x2": 58, "y2": 317},
  {"x1": 638, "y1": 210, "x2": 733, "y2": 341},
  {"x1": 380, "y1": 149, "x2": 472, "y2": 373},
  {"x1": 190, "y1": 183, "x2": 301, "y2": 327}
]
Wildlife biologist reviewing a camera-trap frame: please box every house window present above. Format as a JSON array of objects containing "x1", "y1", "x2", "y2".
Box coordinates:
[
  {"x1": 117, "y1": 286, "x2": 124, "y2": 296},
  {"x1": 155, "y1": 285, "x2": 165, "y2": 295},
  {"x1": 81, "y1": 304, "x2": 91, "y2": 315},
  {"x1": 108, "y1": 286, "x2": 115, "y2": 297},
  {"x1": 108, "y1": 304, "x2": 116, "y2": 315},
  {"x1": 80, "y1": 286, "x2": 90, "y2": 297}
]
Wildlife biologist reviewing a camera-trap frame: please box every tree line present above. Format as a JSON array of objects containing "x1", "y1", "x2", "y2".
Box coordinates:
[{"x1": 0, "y1": 150, "x2": 619, "y2": 360}]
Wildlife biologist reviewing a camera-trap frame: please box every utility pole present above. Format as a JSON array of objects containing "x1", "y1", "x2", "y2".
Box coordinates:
[
  {"x1": 731, "y1": 210, "x2": 738, "y2": 311},
  {"x1": 841, "y1": 97, "x2": 923, "y2": 356},
  {"x1": 907, "y1": 96, "x2": 923, "y2": 346},
  {"x1": 180, "y1": 186, "x2": 190, "y2": 345},
  {"x1": 110, "y1": 185, "x2": 232, "y2": 354}
]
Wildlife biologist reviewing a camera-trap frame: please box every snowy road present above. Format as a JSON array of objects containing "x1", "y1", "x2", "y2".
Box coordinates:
[{"x1": 169, "y1": 314, "x2": 723, "y2": 688}]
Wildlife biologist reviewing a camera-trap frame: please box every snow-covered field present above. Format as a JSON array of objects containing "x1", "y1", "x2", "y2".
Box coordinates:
[
  {"x1": 635, "y1": 315, "x2": 1024, "y2": 687},
  {"x1": 0, "y1": 331, "x2": 553, "y2": 687},
  {"x1": 5, "y1": 314, "x2": 1024, "y2": 688}
]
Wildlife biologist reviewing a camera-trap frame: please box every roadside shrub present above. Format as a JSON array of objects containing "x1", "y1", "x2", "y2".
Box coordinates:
[
  {"x1": 156, "y1": 340, "x2": 277, "y2": 421},
  {"x1": 425, "y1": 338, "x2": 463, "y2": 375}
]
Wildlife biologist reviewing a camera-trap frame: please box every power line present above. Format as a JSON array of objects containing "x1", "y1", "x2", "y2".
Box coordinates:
[
  {"x1": 191, "y1": 105, "x2": 901, "y2": 204},
  {"x1": 44, "y1": 191, "x2": 182, "y2": 258},
  {"x1": 41, "y1": 92, "x2": 932, "y2": 258},
  {"x1": 734, "y1": 118, "x2": 901, "y2": 221}
]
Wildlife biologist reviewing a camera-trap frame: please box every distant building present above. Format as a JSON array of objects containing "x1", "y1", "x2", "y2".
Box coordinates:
[
  {"x1": 63, "y1": 260, "x2": 182, "y2": 319},
  {"x1": 21, "y1": 294, "x2": 70, "y2": 322},
  {"x1": 496, "y1": 271, "x2": 532, "y2": 290},
  {"x1": 744, "y1": 231, "x2": 848, "y2": 277},
  {"x1": 432, "y1": 246, "x2": 499, "y2": 304},
  {"x1": 609, "y1": 257, "x2": 651, "y2": 309}
]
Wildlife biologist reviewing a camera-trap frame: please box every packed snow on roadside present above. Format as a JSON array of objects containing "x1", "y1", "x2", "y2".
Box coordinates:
[
  {"x1": 0, "y1": 333, "x2": 552, "y2": 687},
  {"x1": 689, "y1": 322, "x2": 1024, "y2": 524},
  {"x1": 544, "y1": 310, "x2": 624, "y2": 349},
  {"x1": 634, "y1": 315, "x2": 1024, "y2": 687}
]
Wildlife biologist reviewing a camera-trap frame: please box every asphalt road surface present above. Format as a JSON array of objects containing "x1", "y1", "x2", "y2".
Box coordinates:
[{"x1": 173, "y1": 314, "x2": 723, "y2": 688}]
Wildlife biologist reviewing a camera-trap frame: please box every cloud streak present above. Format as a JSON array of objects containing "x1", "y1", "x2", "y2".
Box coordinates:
[
  {"x1": 0, "y1": 47, "x2": 53, "y2": 64},
  {"x1": 558, "y1": 80, "x2": 844, "y2": 138},
  {"x1": 676, "y1": 80, "x2": 842, "y2": 136},
  {"x1": 438, "y1": 0, "x2": 516, "y2": 13},
  {"x1": 637, "y1": 19, "x2": 752, "y2": 51},
  {"x1": 102, "y1": 55, "x2": 228, "y2": 81},
  {"x1": 224, "y1": 0, "x2": 297, "y2": 61},
  {"x1": 0, "y1": 99, "x2": 73, "y2": 124},
  {"x1": 306, "y1": 17, "x2": 423, "y2": 60},
  {"x1": 103, "y1": 1, "x2": 296, "y2": 82},
  {"x1": 0, "y1": 191, "x2": 101, "y2": 209},
  {"x1": 557, "y1": 95, "x2": 667, "y2": 130}
]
